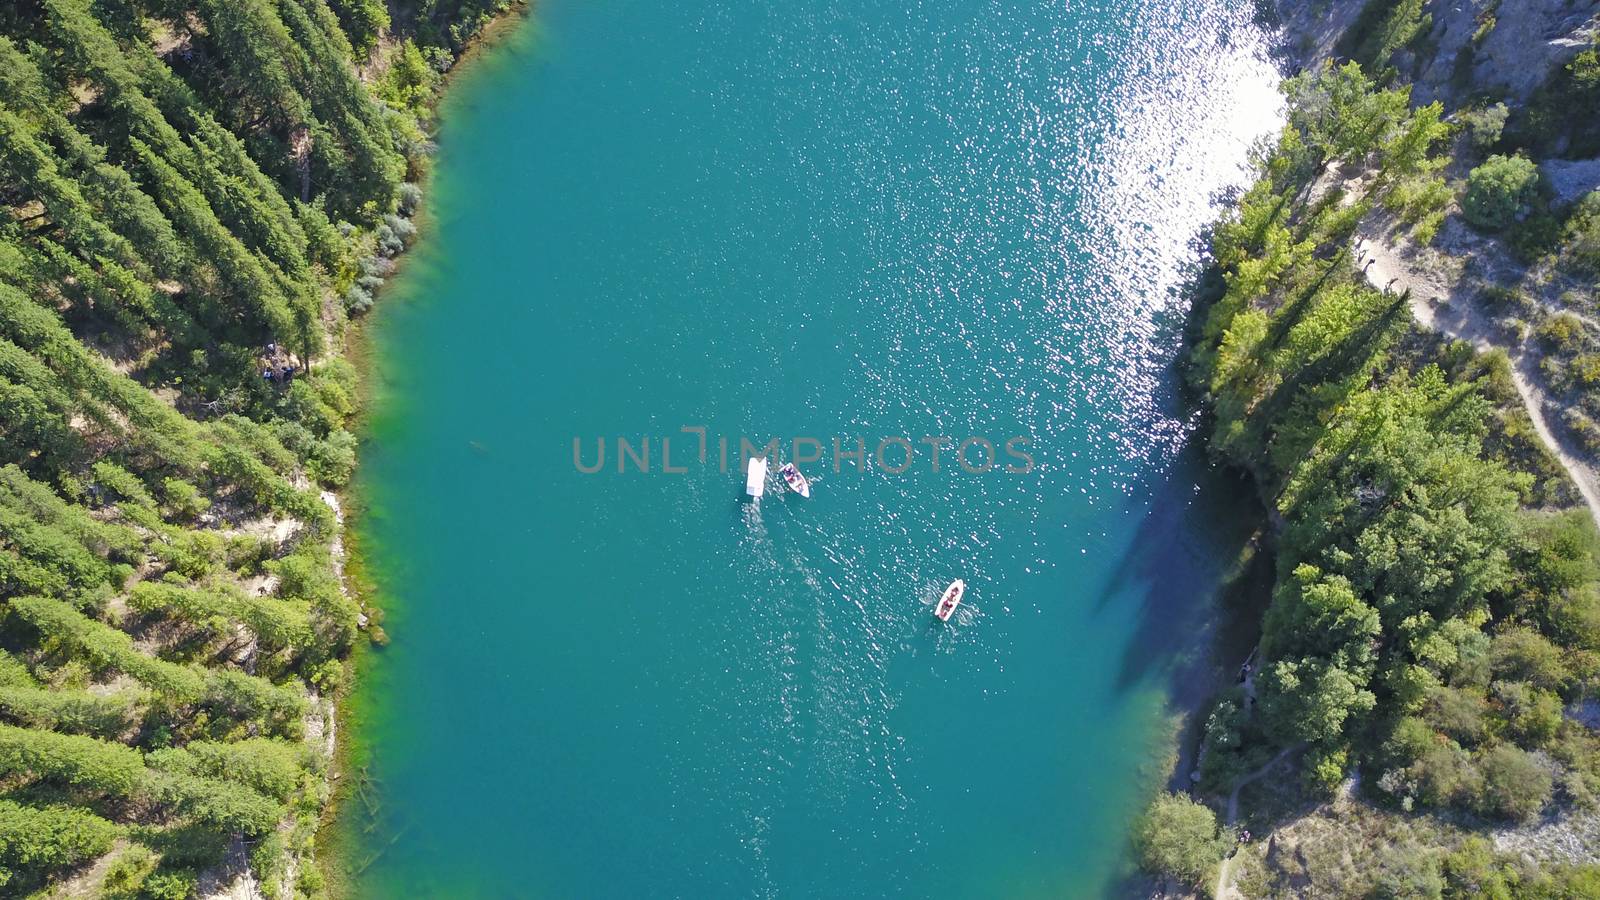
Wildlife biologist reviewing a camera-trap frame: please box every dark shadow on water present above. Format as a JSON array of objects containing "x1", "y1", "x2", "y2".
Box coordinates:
[
  {"x1": 1095, "y1": 438, "x2": 1276, "y2": 900},
  {"x1": 1097, "y1": 442, "x2": 1261, "y2": 706}
]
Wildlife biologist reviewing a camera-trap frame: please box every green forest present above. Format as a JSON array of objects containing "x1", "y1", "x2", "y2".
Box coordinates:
[
  {"x1": 0, "y1": 0, "x2": 514, "y2": 896},
  {"x1": 1141, "y1": 4, "x2": 1600, "y2": 893}
]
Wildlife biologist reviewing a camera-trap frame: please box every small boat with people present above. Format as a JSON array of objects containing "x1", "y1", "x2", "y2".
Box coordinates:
[
  {"x1": 934, "y1": 579, "x2": 965, "y2": 622},
  {"x1": 779, "y1": 463, "x2": 811, "y2": 498}
]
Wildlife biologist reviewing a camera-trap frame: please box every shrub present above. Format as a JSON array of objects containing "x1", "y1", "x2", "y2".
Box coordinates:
[
  {"x1": 379, "y1": 41, "x2": 440, "y2": 115},
  {"x1": 1441, "y1": 837, "x2": 1512, "y2": 899},
  {"x1": 1490, "y1": 681, "x2": 1562, "y2": 747},
  {"x1": 1371, "y1": 842, "x2": 1445, "y2": 900},
  {"x1": 1568, "y1": 192, "x2": 1600, "y2": 274},
  {"x1": 1474, "y1": 744, "x2": 1553, "y2": 822},
  {"x1": 1479, "y1": 284, "x2": 1523, "y2": 314},
  {"x1": 1341, "y1": 0, "x2": 1431, "y2": 78},
  {"x1": 153, "y1": 530, "x2": 225, "y2": 579},
  {"x1": 1133, "y1": 792, "x2": 1230, "y2": 887},
  {"x1": 1460, "y1": 103, "x2": 1509, "y2": 152},
  {"x1": 1402, "y1": 735, "x2": 1474, "y2": 809},
  {"x1": 129, "y1": 823, "x2": 228, "y2": 871},
  {"x1": 1462, "y1": 155, "x2": 1540, "y2": 231},
  {"x1": 343, "y1": 284, "x2": 373, "y2": 315},
  {"x1": 161, "y1": 478, "x2": 210, "y2": 522},
  {"x1": 1549, "y1": 584, "x2": 1600, "y2": 650},
  {"x1": 1490, "y1": 627, "x2": 1569, "y2": 692},
  {"x1": 141, "y1": 869, "x2": 199, "y2": 900},
  {"x1": 101, "y1": 844, "x2": 158, "y2": 898},
  {"x1": 328, "y1": 0, "x2": 389, "y2": 55},
  {"x1": 1571, "y1": 354, "x2": 1600, "y2": 388},
  {"x1": 1563, "y1": 409, "x2": 1600, "y2": 456},
  {"x1": 1519, "y1": 49, "x2": 1600, "y2": 158},
  {"x1": 1536, "y1": 312, "x2": 1587, "y2": 353},
  {"x1": 1305, "y1": 743, "x2": 1350, "y2": 794},
  {"x1": 201, "y1": 671, "x2": 307, "y2": 738},
  {"x1": 1388, "y1": 175, "x2": 1452, "y2": 243},
  {"x1": 1494, "y1": 317, "x2": 1528, "y2": 344},
  {"x1": 397, "y1": 182, "x2": 423, "y2": 215},
  {"x1": 1425, "y1": 686, "x2": 1488, "y2": 746}
]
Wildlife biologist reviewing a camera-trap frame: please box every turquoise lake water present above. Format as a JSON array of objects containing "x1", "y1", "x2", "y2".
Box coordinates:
[{"x1": 344, "y1": 2, "x2": 1283, "y2": 895}]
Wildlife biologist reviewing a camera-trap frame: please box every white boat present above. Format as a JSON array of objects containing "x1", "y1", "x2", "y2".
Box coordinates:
[
  {"x1": 779, "y1": 463, "x2": 811, "y2": 498},
  {"x1": 934, "y1": 579, "x2": 965, "y2": 622},
  {"x1": 745, "y1": 457, "x2": 768, "y2": 497}
]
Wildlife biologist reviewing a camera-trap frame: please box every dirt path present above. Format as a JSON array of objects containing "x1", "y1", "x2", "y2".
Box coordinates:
[
  {"x1": 1355, "y1": 235, "x2": 1600, "y2": 528},
  {"x1": 1215, "y1": 743, "x2": 1303, "y2": 900},
  {"x1": 1225, "y1": 744, "x2": 1301, "y2": 826}
]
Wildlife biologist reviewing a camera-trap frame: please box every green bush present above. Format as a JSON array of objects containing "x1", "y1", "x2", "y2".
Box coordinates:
[
  {"x1": 1548, "y1": 584, "x2": 1600, "y2": 650},
  {"x1": 101, "y1": 844, "x2": 158, "y2": 898},
  {"x1": 1460, "y1": 103, "x2": 1509, "y2": 152},
  {"x1": 130, "y1": 581, "x2": 313, "y2": 654},
  {"x1": 1425, "y1": 686, "x2": 1488, "y2": 746},
  {"x1": 1490, "y1": 681, "x2": 1562, "y2": 747},
  {"x1": 379, "y1": 40, "x2": 441, "y2": 117},
  {"x1": 1133, "y1": 792, "x2": 1230, "y2": 887},
  {"x1": 1371, "y1": 842, "x2": 1445, "y2": 900},
  {"x1": 1562, "y1": 409, "x2": 1600, "y2": 457},
  {"x1": 152, "y1": 531, "x2": 225, "y2": 580},
  {"x1": 140, "y1": 868, "x2": 199, "y2": 900},
  {"x1": 1339, "y1": 0, "x2": 1431, "y2": 78},
  {"x1": 1536, "y1": 312, "x2": 1587, "y2": 353},
  {"x1": 1489, "y1": 627, "x2": 1569, "y2": 692},
  {"x1": 160, "y1": 478, "x2": 210, "y2": 522},
  {"x1": 1519, "y1": 49, "x2": 1600, "y2": 158},
  {"x1": 1474, "y1": 744, "x2": 1553, "y2": 821},
  {"x1": 201, "y1": 670, "x2": 307, "y2": 737},
  {"x1": 1441, "y1": 837, "x2": 1512, "y2": 899},
  {"x1": 1304, "y1": 743, "x2": 1351, "y2": 794},
  {"x1": 1567, "y1": 192, "x2": 1600, "y2": 274},
  {"x1": 127, "y1": 823, "x2": 227, "y2": 871},
  {"x1": 327, "y1": 0, "x2": 389, "y2": 55},
  {"x1": 1462, "y1": 155, "x2": 1540, "y2": 231}
]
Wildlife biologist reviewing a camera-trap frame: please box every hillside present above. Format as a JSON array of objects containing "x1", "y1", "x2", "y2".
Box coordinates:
[
  {"x1": 0, "y1": 1, "x2": 515, "y2": 897},
  {"x1": 1137, "y1": 1, "x2": 1600, "y2": 897}
]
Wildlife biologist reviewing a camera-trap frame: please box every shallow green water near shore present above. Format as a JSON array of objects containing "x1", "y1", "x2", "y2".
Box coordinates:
[{"x1": 343, "y1": 2, "x2": 1281, "y2": 895}]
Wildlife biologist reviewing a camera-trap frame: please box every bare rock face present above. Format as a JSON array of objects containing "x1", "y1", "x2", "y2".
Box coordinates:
[
  {"x1": 1278, "y1": 0, "x2": 1598, "y2": 108},
  {"x1": 1412, "y1": 0, "x2": 1599, "y2": 106},
  {"x1": 1273, "y1": 0, "x2": 1371, "y2": 69}
]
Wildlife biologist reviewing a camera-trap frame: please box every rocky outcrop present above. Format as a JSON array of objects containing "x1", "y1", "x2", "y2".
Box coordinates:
[
  {"x1": 1411, "y1": 0, "x2": 1599, "y2": 107},
  {"x1": 1277, "y1": 0, "x2": 1598, "y2": 109},
  {"x1": 1274, "y1": 0, "x2": 1371, "y2": 68}
]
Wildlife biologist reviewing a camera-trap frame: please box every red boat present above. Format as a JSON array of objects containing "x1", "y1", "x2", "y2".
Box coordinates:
[{"x1": 934, "y1": 579, "x2": 965, "y2": 622}]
